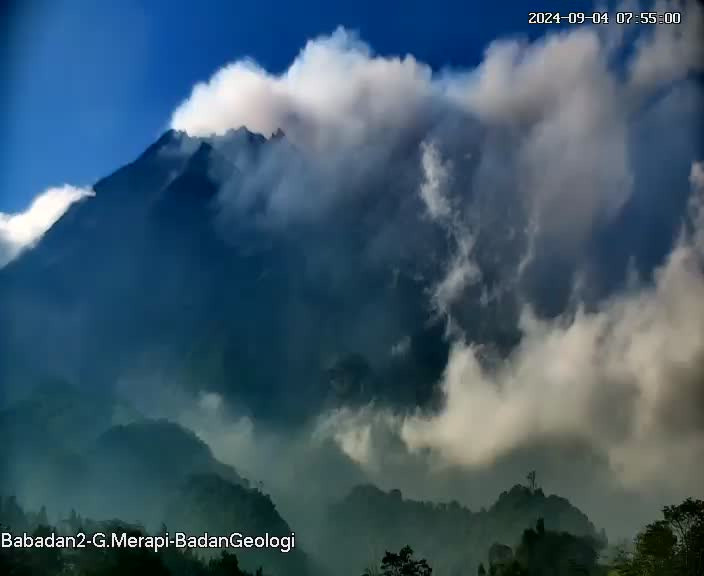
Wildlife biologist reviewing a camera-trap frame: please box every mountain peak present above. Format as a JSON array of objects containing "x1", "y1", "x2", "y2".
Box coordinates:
[
  {"x1": 216, "y1": 125, "x2": 267, "y2": 144},
  {"x1": 143, "y1": 128, "x2": 192, "y2": 155}
]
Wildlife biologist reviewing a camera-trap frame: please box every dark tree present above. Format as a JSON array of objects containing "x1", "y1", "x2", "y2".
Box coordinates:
[
  {"x1": 207, "y1": 551, "x2": 261, "y2": 576},
  {"x1": 24, "y1": 525, "x2": 65, "y2": 576},
  {"x1": 363, "y1": 545, "x2": 432, "y2": 576},
  {"x1": 484, "y1": 520, "x2": 600, "y2": 576},
  {"x1": 664, "y1": 498, "x2": 704, "y2": 576},
  {"x1": 536, "y1": 518, "x2": 545, "y2": 535},
  {"x1": 70, "y1": 527, "x2": 171, "y2": 576},
  {"x1": 617, "y1": 498, "x2": 704, "y2": 576},
  {"x1": 515, "y1": 523, "x2": 598, "y2": 576},
  {"x1": 488, "y1": 543, "x2": 514, "y2": 575},
  {"x1": 526, "y1": 471, "x2": 537, "y2": 492}
]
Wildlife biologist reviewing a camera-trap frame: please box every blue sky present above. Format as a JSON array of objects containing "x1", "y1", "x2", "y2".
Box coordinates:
[{"x1": 0, "y1": 0, "x2": 597, "y2": 213}]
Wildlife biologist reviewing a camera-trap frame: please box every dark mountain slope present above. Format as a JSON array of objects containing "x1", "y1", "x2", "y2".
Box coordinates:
[
  {"x1": 79, "y1": 419, "x2": 248, "y2": 525},
  {"x1": 0, "y1": 379, "x2": 134, "y2": 512},
  {"x1": 0, "y1": 127, "x2": 451, "y2": 422}
]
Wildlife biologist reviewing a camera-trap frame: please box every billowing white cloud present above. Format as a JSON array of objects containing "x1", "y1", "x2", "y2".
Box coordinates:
[
  {"x1": 171, "y1": 28, "x2": 434, "y2": 152},
  {"x1": 0, "y1": 185, "x2": 94, "y2": 268}
]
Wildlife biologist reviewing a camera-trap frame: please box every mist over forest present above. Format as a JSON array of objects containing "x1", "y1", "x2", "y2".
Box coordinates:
[{"x1": 1, "y1": 0, "x2": 703, "y2": 574}]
